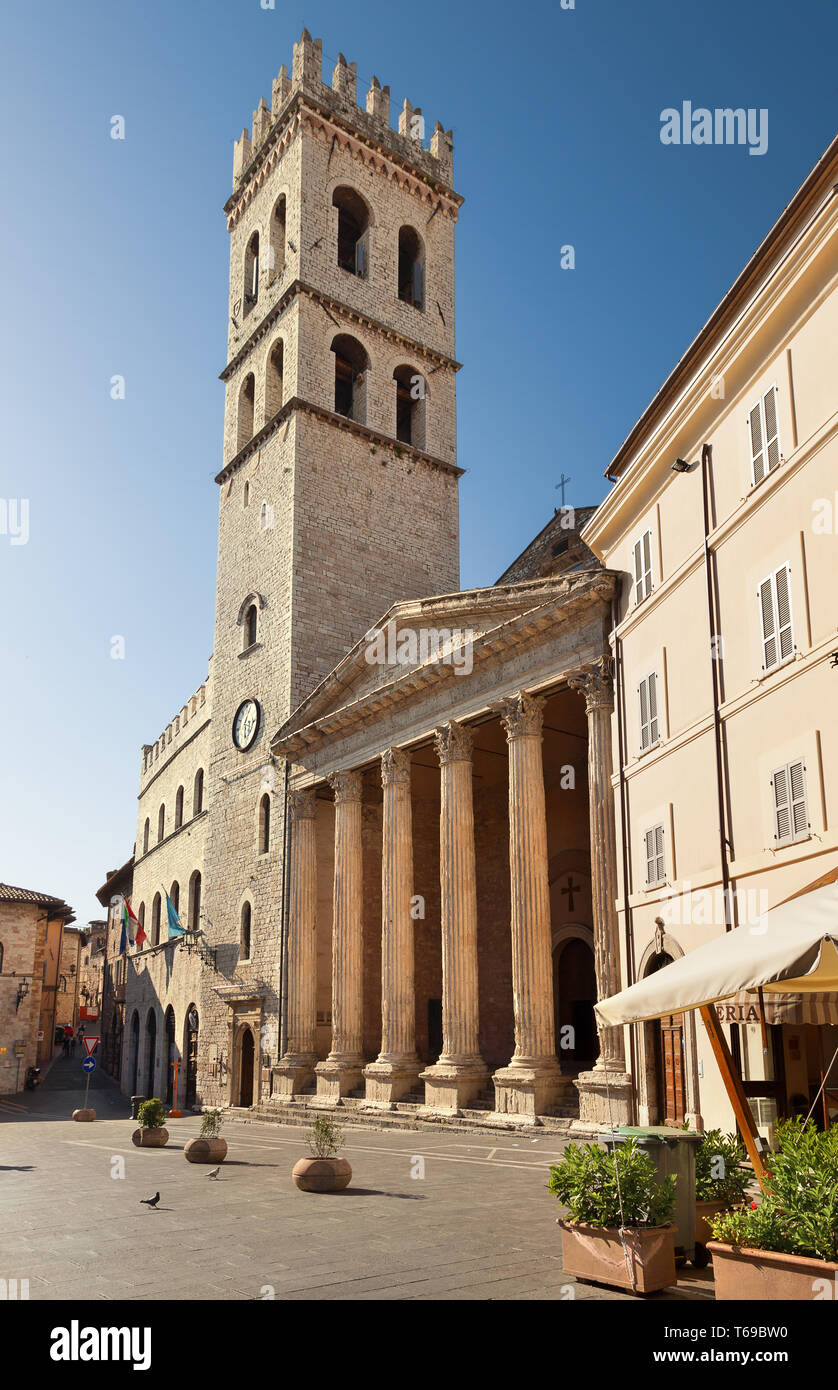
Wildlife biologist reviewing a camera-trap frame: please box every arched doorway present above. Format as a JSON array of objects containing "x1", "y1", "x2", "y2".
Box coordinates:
[
  {"x1": 238, "y1": 1027, "x2": 255, "y2": 1107},
  {"x1": 145, "y1": 1010, "x2": 157, "y2": 1099},
  {"x1": 130, "y1": 1011, "x2": 140, "y2": 1094},
  {"x1": 552, "y1": 934, "x2": 598, "y2": 1069},
  {"x1": 646, "y1": 953, "x2": 686, "y2": 1126},
  {"x1": 184, "y1": 1006, "x2": 199, "y2": 1109},
  {"x1": 165, "y1": 1007, "x2": 176, "y2": 1106}
]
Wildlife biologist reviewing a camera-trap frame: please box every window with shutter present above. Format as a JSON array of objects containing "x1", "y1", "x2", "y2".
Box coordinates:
[
  {"x1": 759, "y1": 565, "x2": 794, "y2": 671},
  {"x1": 645, "y1": 824, "x2": 666, "y2": 885},
  {"x1": 633, "y1": 529, "x2": 653, "y2": 604},
  {"x1": 771, "y1": 760, "x2": 809, "y2": 845},
  {"x1": 639, "y1": 672, "x2": 660, "y2": 750},
  {"x1": 748, "y1": 385, "x2": 781, "y2": 487}
]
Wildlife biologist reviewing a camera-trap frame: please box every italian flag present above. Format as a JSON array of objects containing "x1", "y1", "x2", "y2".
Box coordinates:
[{"x1": 124, "y1": 897, "x2": 145, "y2": 948}]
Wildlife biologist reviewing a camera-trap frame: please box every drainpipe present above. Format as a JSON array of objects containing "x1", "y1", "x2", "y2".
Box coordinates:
[
  {"x1": 612, "y1": 595, "x2": 638, "y2": 1115},
  {"x1": 278, "y1": 758, "x2": 291, "y2": 1060},
  {"x1": 701, "y1": 444, "x2": 734, "y2": 933}
]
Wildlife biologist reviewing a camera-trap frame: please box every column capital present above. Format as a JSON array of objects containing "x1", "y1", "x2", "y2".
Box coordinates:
[
  {"x1": 498, "y1": 691, "x2": 545, "y2": 741},
  {"x1": 381, "y1": 747, "x2": 411, "y2": 786},
  {"x1": 567, "y1": 656, "x2": 615, "y2": 714},
  {"x1": 328, "y1": 769, "x2": 363, "y2": 804},
  {"x1": 288, "y1": 788, "x2": 318, "y2": 820},
  {"x1": 434, "y1": 720, "x2": 473, "y2": 765}
]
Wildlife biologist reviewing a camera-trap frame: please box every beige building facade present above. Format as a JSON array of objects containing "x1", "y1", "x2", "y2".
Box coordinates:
[
  {"x1": 584, "y1": 135, "x2": 838, "y2": 1134},
  {"x1": 0, "y1": 884, "x2": 74, "y2": 1092}
]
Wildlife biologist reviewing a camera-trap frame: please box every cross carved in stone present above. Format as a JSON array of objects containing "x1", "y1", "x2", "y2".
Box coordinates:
[{"x1": 561, "y1": 875, "x2": 581, "y2": 912}]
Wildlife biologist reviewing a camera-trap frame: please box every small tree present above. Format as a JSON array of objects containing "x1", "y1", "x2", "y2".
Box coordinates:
[
  {"x1": 694, "y1": 1128, "x2": 751, "y2": 1205},
  {"x1": 307, "y1": 1114, "x2": 343, "y2": 1159},
  {"x1": 548, "y1": 1139, "x2": 676, "y2": 1229},
  {"x1": 200, "y1": 1108, "x2": 224, "y2": 1139},
  {"x1": 137, "y1": 1098, "x2": 167, "y2": 1130}
]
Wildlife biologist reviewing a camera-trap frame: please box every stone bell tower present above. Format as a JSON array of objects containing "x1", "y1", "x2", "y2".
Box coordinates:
[{"x1": 198, "y1": 31, "x2": 463, "y2": 1106}]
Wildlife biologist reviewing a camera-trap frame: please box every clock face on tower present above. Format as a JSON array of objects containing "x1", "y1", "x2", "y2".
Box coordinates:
[{"x1": 232, "y1": 698, "x2": 260, "y2": 751}]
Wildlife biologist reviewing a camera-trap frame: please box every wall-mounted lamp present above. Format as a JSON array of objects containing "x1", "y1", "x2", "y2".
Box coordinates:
[
  {"x1": 15, "y1": 979, "x2": 30, "y2": 1012},
  {"x1": 671, "y1": 458, "x2": 691, "y2": 474}
]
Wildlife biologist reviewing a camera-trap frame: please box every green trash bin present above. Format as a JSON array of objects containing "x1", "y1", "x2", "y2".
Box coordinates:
[{"x1": 598, "y1": 1126, "x2": 703, "y2": 1265}]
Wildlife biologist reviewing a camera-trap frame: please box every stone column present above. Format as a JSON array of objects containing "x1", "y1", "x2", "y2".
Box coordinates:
[
  {"x1": 567, "y1": 657, "x2": 633, "y2": 1127},
  {"x1": 364, "y1": 747, "x2": 421, "y2": 1106},
  {"x1": 420, "y1": 722, "x2": 488, "y2": 1114},
  {"x1": 316, "y1": 770, "x2": 365, "y2": 1103},
  {"x1": 273, "y1": 788, "x2": 319, "y2": 1099},
  {"x1": 493, "y1": 692, "x2": 567, "y2": 1121}
]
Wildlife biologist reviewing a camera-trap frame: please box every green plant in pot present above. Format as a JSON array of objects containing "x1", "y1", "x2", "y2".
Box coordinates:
[
  {"x1": 132, "y1": 1098, "x2": 169, "y2": 1148},
  {"x1": 185, "y1": 1107, "x2": 228, "y2": 1165},
  {"x1": 292, "y1": 1115, "x2": 352, "y2": 1193},
  {"x1": 693, "y1": 1127, "x2": 752, "y2": 1250},
  {"x1": 548, "y1": 1138, "x2": 677, "y2": 1294},
  {"x1": 708, "y1": 1118, "x2": 838, "y2": 1299}
]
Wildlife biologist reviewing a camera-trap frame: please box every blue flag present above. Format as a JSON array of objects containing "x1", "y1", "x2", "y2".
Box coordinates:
[{"x1": 165, "y1": 891, "x2": 186, "y2": 938}]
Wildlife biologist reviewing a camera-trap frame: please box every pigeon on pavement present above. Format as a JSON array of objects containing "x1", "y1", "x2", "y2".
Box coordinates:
[
  {"x1": 140, "y1": 1192, "x2": 160, "y2": 1208},
  {"x1": 206, "y1": 1167, "x2": 221, "y2": 1180}
]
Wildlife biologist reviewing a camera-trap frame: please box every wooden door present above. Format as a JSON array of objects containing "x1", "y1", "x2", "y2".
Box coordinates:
[
  {"x1": 239, "y1": 1028, "x2": 254, "y2": 1107},
  {"x1": 659, "y1": 1013, "x2": 686, "y2": 1125}
]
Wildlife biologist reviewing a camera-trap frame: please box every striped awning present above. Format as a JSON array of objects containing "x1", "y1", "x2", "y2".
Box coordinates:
[{"x1": 716, "y1": 992, "x2": 838, "y2": 1026}]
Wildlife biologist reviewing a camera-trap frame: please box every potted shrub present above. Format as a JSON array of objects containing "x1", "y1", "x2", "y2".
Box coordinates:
[
  {"x1": 185, "y1": 1108, "x2": 228, "y2": 1165},
  {"x1": 131, "y1": 1098, "x2": 169, "y2": 1148},
  {"x1": 694, "y1": 1128, "x2": 752, "y2": 1250},
  {"x1": 292, "y1": 1115, "x2": 352, "y2": 1193},
  {"x1": 548, "y1": 1137, "x2": 678, "y2": 1294},
  {"x1": 708, "y1": 1117, "x2": 838, "y2": 1299}
]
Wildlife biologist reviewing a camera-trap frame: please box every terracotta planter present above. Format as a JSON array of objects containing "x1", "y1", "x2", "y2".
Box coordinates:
[
  {"x1": 72, "y1": 1108, "x2": 96, "y2": 1122},
  {"x1": 558, "y1": 1220, "x2": 677, "y2": 1294},
  {"x1": 708, "y1": 1241, "x2": 838, "y2": 1300},
  {"x1": 132, "y1": 1127, "x2": 169, "y2": 1148},
  {"x1": 184, "y1": 1137, "x2": 228, "y2": 1164},
  {"x1": 696, "y1": 1200, "x2": 728, "y2": 1248},
  {"x1": 292, "y1": 1156, "x2": 352, "y2": 1192}
]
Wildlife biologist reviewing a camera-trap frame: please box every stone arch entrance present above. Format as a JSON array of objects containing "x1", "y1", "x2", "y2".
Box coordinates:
[
  {"x1": 636, "y1": 934, "x2": 702, "y2": 1128},
  {"x1": 164, "y1": 1007, "x2": 176, "y2": 1106},
  {"x1": 552, "y1": 931, "x2": 597, "y2": 1068},
  {"x1": 145, "y1": 1010, "x2": 157, "y2": 1098},
  {"x1": 238, "y1": 1026, "x2": 255, "y2": 1107}
]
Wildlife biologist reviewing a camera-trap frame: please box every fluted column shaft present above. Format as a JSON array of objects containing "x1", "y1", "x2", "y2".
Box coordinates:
[
  {"x1": 568, "y1": 659, "x2": 625, "y2": 1069},
  {"x1": 327, "y1": 770, "x2": 364, "y2": 1063},
  {"x1": 500, "y1": 693, "x2": 558, "y2": 1062},
  {"x1": 284, "y1": 788, "x2": 318, "y2": 1061},
  {"x1": 436, "y1": 723, "x2": 482, "y2": 1062},
  {"x1": 378, "y1": 747, "x2": 417, "y2": 1061}
]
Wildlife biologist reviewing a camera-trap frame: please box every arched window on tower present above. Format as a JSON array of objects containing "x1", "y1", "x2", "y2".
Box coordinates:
[
  {"x1": 244, "y1": 231, "x2": 259, "y2": 315},
  {"x1": 258, "y1": 793, "x2": 271, "y2": 854},
  {"x1": 151, "y1": 893, "x2": 161, "y2": 947},
  {"x1": 175, "y1": 786, "x2": 184, "y2": 829},
  {"x1": 331, "y1": 334, "x2": 368, "y2": 423},
  {"x1": 143, "y1": 818, "x2": 150, "y2": 855},
  {"x1": 244, "y1": 603, "x2": 258, "y2": 649},
  {"x1": 170, "y1": 881, "x2": 180, "y2": 918},
  {"x1": 332, "y1": 186, "x2": 369, "y2": 278},
  {"x1": 237, "y1": 374, "x2": 255, "y2": 452},
  {"x1": 193, "y1": 768, "x2": 204, "y2": 816},
  {"x1": 188, "y1": 871, "x2": 202, "y2": 931},
  {"x1": 265, "y1": 339, "x2": 283, "y2": 419},
  {"x1": 394, "y1": 364, "x2": 426, "y2": 450},
  {"x1": 157, "y1": 804, "x2": 165, "y2": 843},
  {"x1": 241, "y1": 902, "x2": 252, "y2": 962},
  {"x1": 398, "y1": 226, "x2": 424, "y2": 309},
  {"x1": 243, "y1": 480, "x2": 250, "y2": 508},
  {"x1": 269, "y1": 196, "x2": 286, "y2": 278}
]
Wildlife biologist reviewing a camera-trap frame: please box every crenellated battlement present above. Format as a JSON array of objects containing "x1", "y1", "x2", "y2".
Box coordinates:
[
  {"x1": 140, "y1": 663, "x2": 213, "y2": 784},
  {"x1": 231, "y1": 29, "x2": 455, "y2": 196}
]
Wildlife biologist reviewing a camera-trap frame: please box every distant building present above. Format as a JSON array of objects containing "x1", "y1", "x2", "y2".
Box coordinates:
[
  {"x1": 0, "y1": 883, "x2": 75, "y2": 1092},
  {"x1": 95, "y1": 859, "x2": 134, "y2": 1079}
]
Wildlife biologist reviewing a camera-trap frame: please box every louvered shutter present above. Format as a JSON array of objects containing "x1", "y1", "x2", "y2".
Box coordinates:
[
  {"x1": 634, "y1": 540, "x2": 643, "y2": 605},
  {"x1": 789, "y1": 760, "x2": 809, "y2": 838},
  {"x1": 775, "y1": 566, "x2": 793, "y2": 661},
  {"x1": 763, "y1": 386, "x2": 780, "y2": 474},
  {"x1": 654, "y1": 824, "x2": 665, "y2": 882},
  {"x1": 648, "y1": 672, "x2": 659, "y2": 745},
  {"x1": 645, "y1": 828, "x2": 656, "y2": 884},
  {"x1": 639, "y1": 677, "x2": 650, "y2": 750},
  {"x1": 750, "y1": 401, "x2": 765, "y2": 484},
  {"x1": 643, "y1": 531, "x2": 652, "y2": 596},
  {"x1": 772, "y1": 766, "x2": 791, "y2": 841},
  {"x1": 760, "y1": 577, "x2": 777, "y2": 669},
  {"x1": 412, "y1": 259, "x2": 424, "y2": 309}
]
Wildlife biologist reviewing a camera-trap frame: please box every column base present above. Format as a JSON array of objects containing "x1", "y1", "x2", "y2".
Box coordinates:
[
  {"x1": 363, "y1": 1057, "x2": 422, "y2": 1108},
  {"x1": 418, "y1": 1059, "x2": 489, "y2": 1115},
  {"x1": 271, "y1": 1054, "x2": 318, "y2": 1100},
  {"x1": 572, "y1": 1064, "x2": 634, "y2": 1131},
  {"x1": 492, "y1": 1057, "x2": 569, "y2": 1121},
  {"x1": 314, "y1": 1057, "x2": 365, "y2": 1104}
]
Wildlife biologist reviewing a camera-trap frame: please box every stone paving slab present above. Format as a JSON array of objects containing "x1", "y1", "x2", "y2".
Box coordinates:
[{"x1": 0, "y1": 1059, "x2": 714, "y2": 1301}]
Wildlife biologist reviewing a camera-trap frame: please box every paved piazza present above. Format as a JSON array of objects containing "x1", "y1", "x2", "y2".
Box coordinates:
[{"x1": 0, "y1": 1058, "x2": 712, "y2": 1302}]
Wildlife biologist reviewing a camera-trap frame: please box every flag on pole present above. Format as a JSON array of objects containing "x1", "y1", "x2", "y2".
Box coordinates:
[
  {"x1": 125, "y1": 896, "x2": 146, "y2": 949},
  {"x1": 165, "y1": 890, "x2": 187, "y2": 939},
  {"x1": 120, "y1": 898, "x2": 134, "y2": 954}
]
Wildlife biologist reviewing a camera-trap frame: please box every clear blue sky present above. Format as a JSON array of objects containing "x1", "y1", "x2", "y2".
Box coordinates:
[{"x1": 1, "y1": 0, "x2": 836, "y2": 925}]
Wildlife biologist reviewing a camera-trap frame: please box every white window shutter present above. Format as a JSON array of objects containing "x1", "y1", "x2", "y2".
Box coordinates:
[
  {"x1": 648, "y1": 672, "x2": 659, "y2": 744},
  {"x1": 749, "y1": 402, "x2": 765, "y2": 484},
  {"x1": 789, "y1": 760, "x2": 808, "y2": 838},
  {"x1": 772, "y1": 766, "x2": 791, "y2": 841},
  {"x1": 654, "y1": 824, "x2": 665, "y2": 883},
  {"x1": 775, "y1": 565, "x2": 793, "y2": 661},
  {"x1": 759, "y1": 577, "x2": 777, "y2": 669},
  {"x1": 645, "y1": 829, "x2": 655, "y2": 884},
  {"x1": 763, "y1": 386, "x2": 780, "y2": 474},
  {"x1": 639, "y1": 678, "x2": 649, "y2": 750},
  {"x1": 634, "y1": 540, "x2": 643, "y2": 605},
  {"x1": 643, "y1": 530, "x2": 652, "y2": 596}
]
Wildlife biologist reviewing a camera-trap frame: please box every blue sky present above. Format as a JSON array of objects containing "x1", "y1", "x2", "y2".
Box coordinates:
[{"x1": 1, "y1": 0, "x2": 836, "y2": 925}]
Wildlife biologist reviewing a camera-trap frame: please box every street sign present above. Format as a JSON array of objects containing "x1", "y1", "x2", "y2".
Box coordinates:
[
  {"x1": 82, "y1": 1056, "x2": 96, "y2": 1074},
  {"x1": 82, "y1": 1036, "x2": 99, "y2": 1057}
]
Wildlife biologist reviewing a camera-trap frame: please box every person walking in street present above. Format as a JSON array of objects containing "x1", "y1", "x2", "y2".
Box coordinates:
[{"x1": 63, "y1": 1023, "x2": 73, "y2": 1059}]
